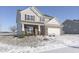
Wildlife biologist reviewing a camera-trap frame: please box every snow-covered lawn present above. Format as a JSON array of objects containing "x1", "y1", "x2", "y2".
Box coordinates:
[
  {"x1": 0, "y1": 35, "x2": 65, "y2": 53},
  {"x1": 0, "y1": 34, "x2": 79, "y2": 53},
  {"x1": 58, "y1": 34, "x2": 79, "y2": 47}
]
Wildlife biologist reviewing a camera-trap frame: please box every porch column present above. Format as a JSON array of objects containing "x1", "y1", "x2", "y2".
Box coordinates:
[
  {"x1": 45, "y1": 26, "x2": 48, "y2": 35},
  {"x1": 22, "y1": 24, "x2": 25, "y2": 31},
  {"x1": 38, "y1": 25, "x2": 40, "y2": 35}
]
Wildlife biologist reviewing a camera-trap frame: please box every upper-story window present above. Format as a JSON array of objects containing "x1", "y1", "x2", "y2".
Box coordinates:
[
  {"x1": 40, "y1": 17, "x2": 45, "y2": 22},
  {"x1": 25, "y1": 14, "x2": 35, "y2": 21}
]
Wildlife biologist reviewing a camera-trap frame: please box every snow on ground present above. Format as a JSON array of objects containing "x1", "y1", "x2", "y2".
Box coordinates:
[
  {"x1": 0, "y1": 35, "x2": 66, "y2": 53},
  {"x1": 0, "y1": 34, "x2": 79, "y2": 53},
  {"x1": 57, "y1": 34, "x2": 79, "y2": 47},
  {"x1": 42, "y1": 34, "x2": 79, "y2": 53}
]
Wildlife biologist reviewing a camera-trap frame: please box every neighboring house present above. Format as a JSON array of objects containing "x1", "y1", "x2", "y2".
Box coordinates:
[
  {"x1": 63, "y1": 20, "x2": 79, "y2": 34},
  {"x1": 16, "y1": 7, "x2": 62, "y2": 36}
]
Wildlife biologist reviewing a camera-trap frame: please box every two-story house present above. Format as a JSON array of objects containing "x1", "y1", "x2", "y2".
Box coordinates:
[
  {"x1": 63, "y1": 20, "x2": 79, "y2": 34},
  {"x1": 16, "y1": 7, "x2": 62, "y2": 36}
]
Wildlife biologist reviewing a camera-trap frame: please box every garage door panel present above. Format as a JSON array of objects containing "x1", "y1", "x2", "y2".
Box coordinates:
[{"x1": 48, "y1": 28, "x2": 60, "y2": 35}]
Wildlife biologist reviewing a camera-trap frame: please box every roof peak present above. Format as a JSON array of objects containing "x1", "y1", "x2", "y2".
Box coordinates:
[{"x1": 30, "y1": 6, "x2": 54, "y2": 18}]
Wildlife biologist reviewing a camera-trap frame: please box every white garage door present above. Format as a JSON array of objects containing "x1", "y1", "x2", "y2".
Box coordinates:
[{"x1": 48, "y1": 28, "x2": 60, "y2": 35}]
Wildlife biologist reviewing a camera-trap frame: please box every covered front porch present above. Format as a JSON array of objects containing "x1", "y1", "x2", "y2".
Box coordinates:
[{"x1": 22, "y1": 24, "x2": 45, "y2": 36}]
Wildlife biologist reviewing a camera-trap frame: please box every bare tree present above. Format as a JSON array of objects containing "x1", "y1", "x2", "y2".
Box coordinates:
[{"x1": 10, "y1": 26, "x2": 17, "y2": 35}]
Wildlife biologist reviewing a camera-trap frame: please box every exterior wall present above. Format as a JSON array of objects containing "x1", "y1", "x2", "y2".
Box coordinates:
[
  {"x1": 40, "y1": 26, "x2": 45, "y2": 35},
  {"x1": 24, "y1": 24, "x2": 45, "y2": 35},
  {"x1": 63, "y1": 20, "x2": 79, "y2": 34},
  {"x1": 20, "y1": 8, "x2": 50, "y2": 23},
  {"x1": 16, "y1": 7, "x2": 61, "y2": 36},
  {"x1": 20, "y1": 8, "x2": 41, "y2": 22},
  {"x1": 17, "y1": 23, "x2": 23, "y2": 35},
  {"x1": 16, "y1": 10, "x2": 23, "y2": 35},
  {"x1": 47, "y1": 18, "x2": 60, "y2": 25},
  {"x1": 45, "y1": 26, "x2": 48, "y2": 35},
  {"x1": 16, "y1": 7, "x2": 49, "y2": 35},
  {"x1": 24, "y1": 25, "x2": 38, "y2": 35},
  {"x1": 45, "y1": 18, "x2": 61, "y2": 35},
  {"x1": 44, "y1": 18, "x2": 50, "y2": 23}
]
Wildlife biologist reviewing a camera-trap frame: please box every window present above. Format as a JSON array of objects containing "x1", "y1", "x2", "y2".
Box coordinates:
[
  {"x1": 31, "y1": 16, "x2": 35, "y2": 20},
  {"x1": 25, "y1": 14, "x2": 35, "y2": 20},
  {"x1": 25, "y1": 14, "x2": 29, "y2": 20}
]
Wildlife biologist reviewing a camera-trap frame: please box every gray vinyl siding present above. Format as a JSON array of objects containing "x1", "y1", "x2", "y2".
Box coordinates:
[{"x1": 63, "y1": 20, "x2": 79, "y2": 34}]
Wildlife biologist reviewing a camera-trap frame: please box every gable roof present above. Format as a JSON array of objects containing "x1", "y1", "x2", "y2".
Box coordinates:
[
  {"x1": 31, "y1": 7, "x2": 55, "y2": 20},
  {"x1": 31, "y1": 7, "x2": 43, "y2": 14},
  {"x1": 21, "y1": 6, "x2": 54, "y2": 19},
  {"x1": 43, "y1": 14, "x2": 52, "y2": 17},
  {"x1": 18, "y1": 6, "x2": 61, "y2": 27},
  {"x1": 63, "y1": 20, "x2": 79, "y2": 25},
  {"x1": 46, "y1": 17, "x2": 61, "y2": 26}
]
